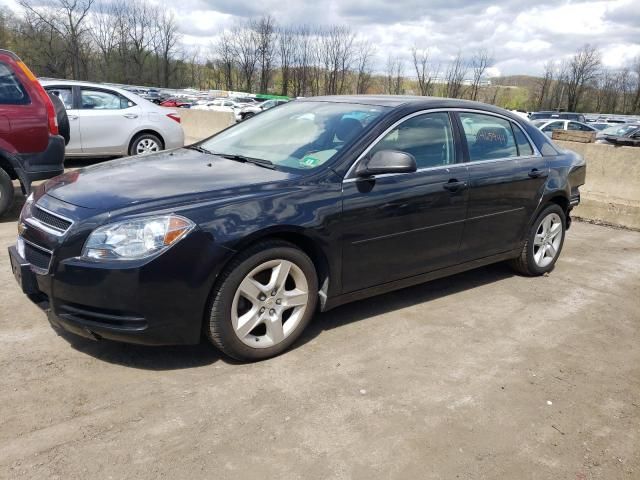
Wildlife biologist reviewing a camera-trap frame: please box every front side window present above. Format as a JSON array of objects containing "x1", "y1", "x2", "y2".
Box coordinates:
[
  {"x1": 46, "y1": 87, "x2": 73, "y2": 109},
  {"x1": 0, "y1": 62, "x2": 29, "y2": 105},
  {"x1": 201, "y1": 101, "x2": 388, "y2": 171},
  {"x1": 81, "y1": 89, "x2": 127, "y2": 110},
  {"x1": 368, "y1": 112, "x2": 455, "y2": 169},
  {"x1": 459, "y1": 112, "x2": 517, "y2": 161}
]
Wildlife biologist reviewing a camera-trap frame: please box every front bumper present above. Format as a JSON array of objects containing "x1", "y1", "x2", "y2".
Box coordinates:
[{"x1": 9, "y1": 230, "x2": 235, "y2": 346}]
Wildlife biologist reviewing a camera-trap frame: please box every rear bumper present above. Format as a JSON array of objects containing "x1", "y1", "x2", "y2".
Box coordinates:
[{"x1": 17, "y1": 135, "x2": 65, "y2": 186}]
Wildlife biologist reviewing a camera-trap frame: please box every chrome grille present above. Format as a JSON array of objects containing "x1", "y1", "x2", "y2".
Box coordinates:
[{"x1": 32, "y1": 207, "x2": 72, "y2": 233}]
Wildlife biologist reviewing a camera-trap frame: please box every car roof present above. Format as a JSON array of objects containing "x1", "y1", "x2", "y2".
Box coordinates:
[
  {"x1": 40, "y1": 79, "x2": 133, "y2": 96},
  {"x1": 302, "y1": 95, "x2": 525, "y2": 118}
]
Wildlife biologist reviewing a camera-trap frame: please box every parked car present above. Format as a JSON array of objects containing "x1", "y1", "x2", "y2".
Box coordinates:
[
  {"x1": 596, "y1": 124, "x2": 640, "y2": 146},
  {"x1": 192, "y1": 98, "x2": 241, "y2": 114},
  {"x1": 531, "y1": 119, "x2": 597, "y2": 137},
  {"x1": 238, "y1": 99, "x2": 289, "y2": 121},
  {"x1": 8, "y1": 96, "x2": 585, "y2": 361},
  {"x1": 529, "y1": 111, "x2": 586, "y2": 123},
  {"x1": 0, "y1": 50, "x2": 65, "y2": 216},
  {"x1": 42, "y1": 80, "x2": 184, "y2": 157},
  {"x1": 160, "y1": 98, "x2": 192, "y2": 108}
]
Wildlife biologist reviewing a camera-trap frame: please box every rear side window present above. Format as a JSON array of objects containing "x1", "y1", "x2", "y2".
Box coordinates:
[
  {"x1": 0, "y1": 62, "x2": 30, "y2": 105},
  {"x1": 46, "y1": 87, "x2": 73, "y2": 109},
  {"x1": 459, "y1": 112, "x2": 517, "y2": 162},
  {"x1": 542, "y1": 121, "x2": 564, "y2": 132},
  {"x1": 512, "y1": 123, "x2": 534, "y2": 156}
]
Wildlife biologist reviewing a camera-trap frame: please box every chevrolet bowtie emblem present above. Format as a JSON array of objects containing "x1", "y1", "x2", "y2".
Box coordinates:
[{"x1": 17, "y1": 222, "x2": 27, "y2": 236}]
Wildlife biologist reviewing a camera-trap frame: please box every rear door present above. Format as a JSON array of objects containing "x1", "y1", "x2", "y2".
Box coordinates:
[
  {"x1": 455, "y1": 111, "x2": 548, "y2": 262},
  {"x1": 341, "y1": 111, "x2": 468, "y2": 293},
  {"x1": 77, "y1": 87, "x2": 140, "y2": 155}
]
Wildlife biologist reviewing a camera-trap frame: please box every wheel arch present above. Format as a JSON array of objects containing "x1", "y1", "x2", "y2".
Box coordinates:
[{"x1": 214, "y1": 226, "x2": 333, "y2": 312}]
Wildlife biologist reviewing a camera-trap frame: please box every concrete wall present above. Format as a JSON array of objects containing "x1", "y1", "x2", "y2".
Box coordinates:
[
  {"x1": 179, "y1": 109, "x2": 236, "y2": 144},
  {"x1": 556, "y1": 140, "x2": 640, "y2": 230}
]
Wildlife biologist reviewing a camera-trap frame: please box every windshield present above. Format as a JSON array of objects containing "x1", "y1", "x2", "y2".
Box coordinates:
[
  {"x1": 602, "y1": 124, "x2": 638, "y2": 136},
  {"x1": 200, "y1": 101, "x2": 388, "y2": 171}
]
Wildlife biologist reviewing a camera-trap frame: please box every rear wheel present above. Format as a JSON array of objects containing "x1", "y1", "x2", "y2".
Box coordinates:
[
  {"x1": 207, "y1": 240, "x2": 318, "y2": 361},
  {"x1": 129, "y1": 133, "x2": 163, "y2": 156},
  {"x1": 0, "y1": 168, "x2": 14, "y2": 217},
  {"x1": 242, "y1": 112, "x2": 255, "y2": 120},
  {"x1": 510, "y1": 204, "x2": 566, "y2": 276}
]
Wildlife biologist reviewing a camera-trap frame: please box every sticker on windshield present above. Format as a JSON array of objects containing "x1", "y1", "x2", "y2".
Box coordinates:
[{"x1": 301, "y1": 156, "x2": 319, "y2": 167}]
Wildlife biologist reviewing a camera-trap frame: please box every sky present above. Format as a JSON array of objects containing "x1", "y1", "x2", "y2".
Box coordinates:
[{"x1": 3, "y1": 0, "x2": 640, "y2": 77}]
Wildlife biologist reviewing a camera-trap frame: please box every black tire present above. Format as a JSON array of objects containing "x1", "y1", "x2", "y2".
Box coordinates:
[
  {"x1": 243, "y1": 112, "x2": 255, "y2": 120},
  {"x1": 0, "y1": 168, "x2": 14, "y2": 217},
  {"x1": 509, "y1": 204, "x2": 566, "y2": 276},
  {"x1": 207, "y1": 240, "x2": 318, "y2": 361},
  {"x1": 48, "y1": 93, "x2": 70, "y2": 145},
  {"x1": 128, "y1": 133, "x2": 164, "y2": 156}
]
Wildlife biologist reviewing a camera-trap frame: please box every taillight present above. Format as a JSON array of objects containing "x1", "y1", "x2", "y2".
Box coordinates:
[
  {"x1": 15, "y1": 60, "x2": 58, "y2": 136},
  {"x1": 167, "y1": 113, "x2": 181, "y2": 123}
]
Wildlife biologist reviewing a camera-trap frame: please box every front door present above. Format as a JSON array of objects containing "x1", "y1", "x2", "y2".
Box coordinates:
[
  {"x1": 455, "y1": 111, "x2": 548, "y2": 261},
  {"x1": 341, "y1": 111, "x2": 469, "y2": 293},
  {"x1": 77, "y1": 87, "x2": 140, "y2": 155}
]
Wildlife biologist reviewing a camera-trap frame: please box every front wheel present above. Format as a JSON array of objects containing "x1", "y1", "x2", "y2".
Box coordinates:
[
  {"x1": 207, "y1": 240, "x2": 318, "y2": 361},
  {"x1": 510, "y1": 204, "x2": 566, "y2": 276},
  {"x1": 0, "y1": 168, "x2": 15, "y2": 217}
]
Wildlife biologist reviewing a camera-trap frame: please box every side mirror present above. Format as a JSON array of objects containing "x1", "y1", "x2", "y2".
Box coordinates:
[{"x1": 356, "y1": 150, "x2": 417, "y2": 177}]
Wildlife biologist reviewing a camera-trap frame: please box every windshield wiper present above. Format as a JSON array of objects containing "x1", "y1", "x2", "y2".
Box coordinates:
[
  {"x1": 213, "y1": 153, "x2": 276, "y2": 170},
  {"x1": 187, "y1": 145, "x2": 215, "y2": 155}
]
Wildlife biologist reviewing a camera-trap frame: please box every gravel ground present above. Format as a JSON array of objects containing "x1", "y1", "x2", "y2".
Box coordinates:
[{"x1": 1, "y1": 187, "x2": 639, "y2": 480}]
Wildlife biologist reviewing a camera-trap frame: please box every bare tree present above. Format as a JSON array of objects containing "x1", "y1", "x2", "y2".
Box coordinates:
[
  {"x1": 445, "y1": 52, "x2": 467, "y2": 98},
  {"x1": 385, "y1": 55, "x2": 404, "y2": 95},
  {"x1": 254, "y1": 15, "x2": 277, "y2": 94},
  {"x1": 278, "y1": 26, "x2": 296, "y2": 96},
  {"x1": 355, "y1": 40, "x2": 375, "y2": 94},
  {"x1": 632, "y1": 56, "x2": 640, "y2": 114},
  {"x1": 231, "y1": 22, "x2": 259, "y2": 92},
  {"x1": 18, "y1": 0, "x2": 95, "y2": 79},
  {"x1": 566, "y1": 44, "x2": 601, "y2": 111},
  {"x1": 319, "y1": 26, "x2": 356, "y2": 95},
  {"x1": 155, "y1": 9, "x2": 180, "y2": 87},
  {"x1": 469, "y1": 49, "x2": 491, "y2": 101},
  {"x1": 411, "y1": 46, "x2": 438, "y2": 96},
  {"x1": 535, "y1": 61, "x2": 554, "y2": 110}
]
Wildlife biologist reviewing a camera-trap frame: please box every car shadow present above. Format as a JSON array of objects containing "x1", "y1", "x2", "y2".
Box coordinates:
[
  {"x1": 58, "y1": 262, "x2": 514, "y2": 370},
  {"x1": 295, "y1": 262, "x2": 515, "y2": 349}
]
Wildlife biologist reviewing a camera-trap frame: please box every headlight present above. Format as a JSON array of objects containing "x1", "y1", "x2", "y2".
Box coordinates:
[
  {"x1": 82, "y1": 215, "x2": 195, "y2": 261},
  {"x1": 20, "y1": 192, "x2": 34, "y2": 222}
]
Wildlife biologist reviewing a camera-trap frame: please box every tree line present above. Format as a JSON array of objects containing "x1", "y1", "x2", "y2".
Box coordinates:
[{"x1": 1, "y1": 0, "x2": 640, "y2": 114}]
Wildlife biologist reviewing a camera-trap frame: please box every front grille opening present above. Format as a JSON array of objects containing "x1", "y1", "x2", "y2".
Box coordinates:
[
  {"x1": 33, "y1": 207, "x2": 72, "y2": 232},
  {"x1": 24, "y1": 242, "x2": 52, "y2": 271}
]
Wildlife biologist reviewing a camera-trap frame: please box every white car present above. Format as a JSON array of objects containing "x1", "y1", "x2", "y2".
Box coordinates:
[
  {"x1": 41, "y1": 80, "x2": 184, "y2": 157},
  {"x1": 531, "y1": 119, "x2": 597, "y2": 138}
]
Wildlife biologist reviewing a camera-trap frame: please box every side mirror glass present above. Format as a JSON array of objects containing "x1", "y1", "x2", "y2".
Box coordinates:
[{"x1": 356, "y1": 150, "x2": 417, "y2": 177}]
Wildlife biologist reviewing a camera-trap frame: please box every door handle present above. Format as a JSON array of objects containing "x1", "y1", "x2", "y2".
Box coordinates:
[
  {"x1": 68, "y1": 115, "x2": 78, "y2": 120},
  {"x1": 123, "y1": 113, "x2": 138, "y2": 119},
  {"x1": 528, "y1": 168, "x2": 543, "y2": 178},
  {"x1": 443, "y1": 179, "x2": 467, "y2": 192}
]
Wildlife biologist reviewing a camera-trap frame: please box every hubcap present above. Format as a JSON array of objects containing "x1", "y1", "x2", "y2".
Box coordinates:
[
  {"x1": 232, "y1": 259, "x2": 309, "y2": 348},
  {"x1": 533, "y1": 212, "x2": 563, "y2": 268},
  {"x1": 135, "y1": 138, "x2": 160, "y2": 155}
]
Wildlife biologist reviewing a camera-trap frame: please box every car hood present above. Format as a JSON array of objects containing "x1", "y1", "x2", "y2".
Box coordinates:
[{"x1": 44, "y1": 148, "x2": 296, "y2": 210}]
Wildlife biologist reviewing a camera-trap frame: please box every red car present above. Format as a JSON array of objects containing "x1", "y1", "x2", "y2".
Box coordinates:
[
  {"x1": 160, "y1": 98, "x2": 192, "y2": 108},
  {"x1": 0, "y1": 49, "x2": 65, "y2": 216}
]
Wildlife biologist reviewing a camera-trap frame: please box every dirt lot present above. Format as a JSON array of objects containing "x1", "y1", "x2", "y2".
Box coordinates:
[{"x1": 0, "y1": 189, "x2": 639, "y2": 480}]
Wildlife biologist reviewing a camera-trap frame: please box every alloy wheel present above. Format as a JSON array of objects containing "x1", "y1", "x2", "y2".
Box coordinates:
[
  {"x1": 231, "y1": 259, "x2": 309, "y2": 348},
  {"x1": 533, "y1": 212, "x2": 563, "y2": 268},
  {"x1": 135, "y1": 138, "x2": 161, "y2": 155}
]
